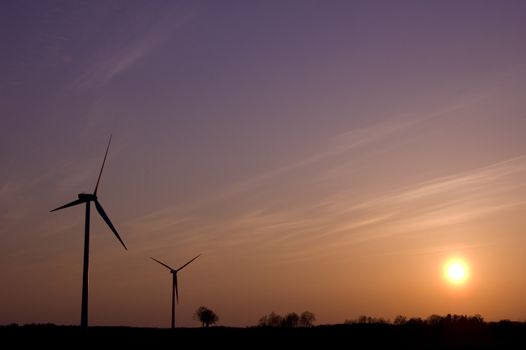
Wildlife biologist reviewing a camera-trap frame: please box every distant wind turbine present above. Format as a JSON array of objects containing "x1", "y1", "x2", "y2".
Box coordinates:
[
  {"x1": 50, "y1": 136, "x2": 127, "y2": 330},
  {"x1": 151, "y1": 255, "x2": 201, "y2": 329}
]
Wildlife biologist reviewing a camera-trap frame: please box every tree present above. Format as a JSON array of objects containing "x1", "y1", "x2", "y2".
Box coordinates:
[
  {"x1": 358, "y1": 315, "x2": 368, "y2": 324},
  {"x1": 426, "y1": 314, "x2": 442, "y2": 326},
  {"x1": 258, "y1": 315, "x2": 269, "y2": 327},
  {"x1": 194, "y1": 306, "x2": 219, "y2": 327},
  {"x1": 299, "y1": 311, "x2": 316, "y2": 327},
  {"x1": 282, "y1": 312, "x2": 300, "y2": 327},
  {"x1": 471, "y1": 314, "x2": 484, "y2": 324},
  {"x1": 267, "y1": 312, "x2": 283, "y2": 327},
  {"x1": 393, "y1": 315, "x2": 407, "y2": 325},
  {"x1": 406, "y1": 317, "x2": 424, "y2": 326}
]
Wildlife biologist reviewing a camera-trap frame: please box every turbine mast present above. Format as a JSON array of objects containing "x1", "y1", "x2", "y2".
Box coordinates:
[
  {"x1": 172, "y1": 273, "x2": 176, "y2": 329},
  {"x1": 81, "y1": 201, "x2": 91, "y2": 330}
]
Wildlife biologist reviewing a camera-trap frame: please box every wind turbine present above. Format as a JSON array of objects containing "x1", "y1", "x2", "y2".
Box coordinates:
[
  {"x1": 150, "y1": 254, "x2": 200, "y2": 328},
  {"x1": 50, "y1": 136, "x2": 127, "y2": 330}
]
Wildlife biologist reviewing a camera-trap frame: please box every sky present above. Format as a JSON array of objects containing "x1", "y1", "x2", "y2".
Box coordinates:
[{"x1": 1, "y1": 0, "x2": 526, "y2": 327}]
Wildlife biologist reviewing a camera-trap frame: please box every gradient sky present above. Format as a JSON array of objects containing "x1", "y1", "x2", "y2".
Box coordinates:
[{"x1": 2, "y1": 0, "x2": 526, "y2": 327}]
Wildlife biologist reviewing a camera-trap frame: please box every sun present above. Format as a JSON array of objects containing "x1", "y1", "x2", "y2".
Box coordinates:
[{"x1": 443, "y1": 258, "x2": 469, "y2": 286}]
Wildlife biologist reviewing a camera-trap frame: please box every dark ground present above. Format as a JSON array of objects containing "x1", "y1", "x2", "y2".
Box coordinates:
[{"x1": 2, "y1": 322, "x2": 526, "y2": 349}]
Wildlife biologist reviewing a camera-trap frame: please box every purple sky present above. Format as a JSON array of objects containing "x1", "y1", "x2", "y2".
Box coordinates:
[{"x1": 1, "y1": 0, "x2": 526, "y2": 327}]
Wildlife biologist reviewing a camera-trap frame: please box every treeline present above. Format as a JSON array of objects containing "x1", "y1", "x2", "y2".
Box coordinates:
[
  {"x1": 255, "y1": 313, "x2": 495, "y2": 328},
  {"x1": 3, "y1": 313, "x2": 521, "y2": 329},
  {"x1": 258, "y1": 311, "x2": 316, "y2": 327},
  {"x1": 344, "y1": 314, "x2": 485, "y2": 326}
]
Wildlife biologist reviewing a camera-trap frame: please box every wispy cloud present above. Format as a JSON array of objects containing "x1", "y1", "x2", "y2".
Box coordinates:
[
  {"x1": 72, "y1": 8, "x2": 193, "y2": 90},
  {"x1": 192, "y1": 89, "x2": 498, "y2": 206},
  {"x1": 218, "y1": 155, "x2": 526, "y2": 260},
  {"x1": 127, "y1": 209, "x2": 190, "y2": 236},
  {"x1": 317, "y1": 156, "x2": 526, "y2": 249},
  {"x1": 351, "y1": 156, "x2": 526, "y2": 212},
  {"x1": 127, "y1": 84, "x2": 526, "y2": 264},
  {"x1": 215, "y1": 118, "x2": 423, "y2": 199},
  {"x1": 373, "y1": 242, "x2": 497, "y2": 258},
  {"x1": 127, "y1": 116, "x2": 426, "y2": 253},
  {"x1": 398, "y1": 200, "x2": 526, "y2": 232},
  {"x1": 74, "y1": 39, "x2": 157, "y2": 89}
]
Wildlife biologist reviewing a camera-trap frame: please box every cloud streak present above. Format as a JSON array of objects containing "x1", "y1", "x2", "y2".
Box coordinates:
[
  {"x1": 127, "y1": 85, "x2": 526, "y2": 264},
  {"x1": 350, "y1": 156, "x2": 526, "y2": 212},
  {"x1": 215, "y1": 155, "x2": 526, "y2": 261},
  {"x1": 72, "y1": 7, "x2": 192, "y2": 90}
]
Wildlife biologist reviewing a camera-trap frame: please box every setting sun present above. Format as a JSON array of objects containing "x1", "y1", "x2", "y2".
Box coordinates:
[{"x1": 443, "y1": 259, "x2": 470, "y2": 286}]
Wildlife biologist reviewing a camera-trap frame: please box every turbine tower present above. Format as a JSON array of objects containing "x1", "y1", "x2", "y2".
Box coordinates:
[
  {"x1": 151, "y1": 255, "x2": 200, "y2": 328},
  {"x1": 50, "y1": 136, "x2": 127, "y2": 330}
]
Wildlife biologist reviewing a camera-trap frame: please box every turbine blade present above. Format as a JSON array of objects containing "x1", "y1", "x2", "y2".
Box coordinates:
[
  {"x1": 50, "y1": 199, "x2": 85, "y2": 212},
  {"x1": 174, "y1": 274, "x2": 179, "y2": 304},
  {"x1": 150, "y1": 257, "x2": 174, "y2": 271},
  {"x1": 94, "y1": 135, "x2": 112, "y2": 195},
  {"x1": 176, "y1": 254, "x2": 201, "y2": 272},
  {"x1": 94, "y1": 200, "x2": 127, "y2": 250}
]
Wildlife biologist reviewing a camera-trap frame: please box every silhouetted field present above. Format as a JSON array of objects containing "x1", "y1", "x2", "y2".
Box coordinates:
[{"x1": 2, "y1": 321, "x2": 526, "y2": 348}]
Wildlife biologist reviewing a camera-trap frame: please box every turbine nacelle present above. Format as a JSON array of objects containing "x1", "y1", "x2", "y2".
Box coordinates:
[{"x1": 78, "y1": 193, "x2": 97, "y2": 201}]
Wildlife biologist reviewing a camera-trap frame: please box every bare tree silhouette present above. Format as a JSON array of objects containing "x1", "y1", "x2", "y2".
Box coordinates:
[
  {"x1": 194, "y1": 306, "x2": 219, "y2": 327},
  {"x1": 393, "y1": 315, "x2": 408, "y2": 325},
  {"x1": 282, "y1": 312, "x2": 300, "y2": 327},
  {"x1": 299, "y1": 311, "x2": 316, "y2": 327},
  {"x1": 259, "y1": 312, "x2": 283, "y2": 327}
]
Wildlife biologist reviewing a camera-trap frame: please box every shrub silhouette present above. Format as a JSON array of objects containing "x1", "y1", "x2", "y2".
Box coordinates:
[{"x1": 194, "y1": 306, "x2": 219, "y2": 327}]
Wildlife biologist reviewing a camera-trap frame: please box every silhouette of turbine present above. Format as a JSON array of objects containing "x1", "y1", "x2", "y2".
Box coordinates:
[
  {"x1": 50, "y1": 136, "x2": 127, "y2": 330},
  {"x1": 151, "y1": 255, "x2": 200, "y2": 328}
]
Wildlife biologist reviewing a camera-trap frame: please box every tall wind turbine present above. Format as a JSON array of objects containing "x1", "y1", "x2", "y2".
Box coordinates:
[
  {"x1": 150, "y1": 255, "x2": 200, "y2": 328},
  {"x1": 50, "y1": 136, "x2": 127, "y2": 330}
]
